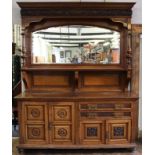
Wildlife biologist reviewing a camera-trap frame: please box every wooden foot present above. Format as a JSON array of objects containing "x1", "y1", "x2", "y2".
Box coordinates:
[{"x1": 18, "y1": 148, "x2": 24, "y2": 154}]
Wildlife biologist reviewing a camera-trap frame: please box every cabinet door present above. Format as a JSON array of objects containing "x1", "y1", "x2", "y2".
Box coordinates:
[
  {"x1": 106, "y1": 119, "x2": 131, "y2": 144},
  {"x1": 80, "y1": 121, "x2": 104, "y2": 144},
  {"x1": 23, "y1": 102, "x2": 48, "y2": 144},
  {"x1": 49, "y1": 102, "x2": 74, "y2": 144}
]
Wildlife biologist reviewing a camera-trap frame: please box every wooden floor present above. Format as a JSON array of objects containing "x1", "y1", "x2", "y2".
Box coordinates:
[{"x1": 13, "y1": 138, "x2": 142, "y2": 155}]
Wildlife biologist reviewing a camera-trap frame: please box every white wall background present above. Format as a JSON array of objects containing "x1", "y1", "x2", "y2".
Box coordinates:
[{"x1": 12, "y1": 0, "x2": 142, "y2": 132}]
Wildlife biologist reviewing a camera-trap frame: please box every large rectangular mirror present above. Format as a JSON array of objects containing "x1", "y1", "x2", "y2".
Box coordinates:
[{"x1": 32, "y1": 25, "x2": 120, "y2": 64}]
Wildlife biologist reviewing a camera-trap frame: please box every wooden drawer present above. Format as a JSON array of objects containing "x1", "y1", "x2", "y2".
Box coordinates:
[
  {"x1": 80, "y1": 102, "x2": 131, "y2": 111},
  {"x1": 80, "y1": 111, "x2": 131, "y2": 119}
]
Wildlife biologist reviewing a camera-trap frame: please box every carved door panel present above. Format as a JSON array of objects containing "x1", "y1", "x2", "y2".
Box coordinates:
[
  {"x1": 106, "y1": 119, "x2": 131, "y2": 144},
  {"x1": 49, "y1": 102, "x2": 74, "y2": 144},
  {"x1": 23, "y1": 102, "x2": 48, "y2": 144},
  {"x1": 80, "y1": 121, "x2": 103, "y2": 144}
]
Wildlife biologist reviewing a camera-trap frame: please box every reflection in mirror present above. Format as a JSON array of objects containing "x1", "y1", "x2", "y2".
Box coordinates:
[{"x1": 32, "y1": 25, "x2": 120, "y2": 64}]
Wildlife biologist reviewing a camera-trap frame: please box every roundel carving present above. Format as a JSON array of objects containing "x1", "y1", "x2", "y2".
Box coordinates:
[
  {"x1": 58, "y1": 128, "x2": 67, "y2": 137},
  {"x1": 31, "y1": 128, "x2": 40, "y2": 137},
  {"x1": 31, "y1": 108, "x2": 40, "y2": 117},
  {"x1": 57, "y1": 109, "x2": 67, "y2": 118}
]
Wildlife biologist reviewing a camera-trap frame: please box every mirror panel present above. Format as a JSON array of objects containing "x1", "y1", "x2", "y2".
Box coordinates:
[{"x1": 32, "y1": 25, "x2": 120, "y2": 64}]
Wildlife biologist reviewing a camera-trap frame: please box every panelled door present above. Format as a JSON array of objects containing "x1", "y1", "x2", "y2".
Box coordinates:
[
  {"x1": 80, "y1": 121, "x2": 104, "y2": 144},
  {"x1": 106, "y1": 119, "x2": 131, "y2": 144},
  {"x1": 80, "y1": 119, "x2": 131, "y2": 145},
  {"x1": 48, "y1": 102, "x2": 74, "y2": 144},
  {"x1": 23, "y1": 102, "x2": 48, "y2": 144}
]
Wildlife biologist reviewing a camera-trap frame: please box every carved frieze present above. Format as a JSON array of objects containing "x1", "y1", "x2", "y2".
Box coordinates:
[{"x1": 21, "y1": 8, "x2": 132, "y2": 17}]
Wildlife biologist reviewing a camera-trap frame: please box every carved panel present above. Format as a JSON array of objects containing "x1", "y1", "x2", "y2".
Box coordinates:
[
  {"x1": 31, "y1": 128, "x2": 41, "y2": 137},
  {"x1": 113, "y1": 127, "x2": 124, "y2": 137},
  {"x1": 87, "y1": 127, "x2": 97, "y2": 137},
  {"x1": 53, "y1": 105, "x2": 71, "y2": 121},
  {"x1": 57, "y1": 128, "x2": 68, "y2": 137},
  {"x1": 106, "y1": 119, "x2": 131, "y2": 144},
  {"x1": 80, "y1": 122, "x2": 102, "y2": 144},
  {"x1": 57, "y1": 109, "x2": 67, "y2": 119},
  {"x1": 27, "y1": 124, "x2": 45, "y2": 140},
  {"x1": 26, "y1": 105, "x2": 45, "y2": 121},
  {"x1": 53, "y1": 125, "x2": 72, "y2": 141},
  {"x1": 31, "y1": 108, "x2": 40, "y2": 117}
]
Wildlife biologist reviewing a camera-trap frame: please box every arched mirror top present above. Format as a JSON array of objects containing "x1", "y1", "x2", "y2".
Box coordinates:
[
  {"x1": 32, "y1": 25, "x2": 121, "y2": 64},
  {"x1": 18, "y1": 2, "x2": 135, "y2": 68}
]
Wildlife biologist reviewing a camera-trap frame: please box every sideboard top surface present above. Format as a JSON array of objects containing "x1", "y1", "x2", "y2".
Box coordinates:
[{"x1": 15, "y1": 92, "x2": 138, "y2": 101}]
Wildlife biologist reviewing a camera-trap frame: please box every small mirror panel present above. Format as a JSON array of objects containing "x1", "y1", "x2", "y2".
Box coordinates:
[{"x1": 32, "y1": 25, "x2": 120, "y2": 64}]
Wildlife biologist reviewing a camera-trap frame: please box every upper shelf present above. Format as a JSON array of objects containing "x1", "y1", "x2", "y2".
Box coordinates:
[{"x1": 21, "y1": 64, "x2": 126, "y2": 71}]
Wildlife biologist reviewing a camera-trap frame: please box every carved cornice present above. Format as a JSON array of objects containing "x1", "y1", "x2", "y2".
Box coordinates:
[
  {"x1": 21, "y1": 8, "x2": 132, "y2": 17},
  {"x1": 18, "y1": 2, "x2": 135, "y2": 18}
]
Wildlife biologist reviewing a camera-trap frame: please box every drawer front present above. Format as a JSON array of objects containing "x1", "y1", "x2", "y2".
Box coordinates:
[
  {"x1": 80, "y1": 102, "x2": 131, "y2": 111},
  {"x1": 80, "y1": 111, "x2": 131, "y2": 119},
  {"x1": 80, "y1": 102, "x2": 131, "y2": 120}
]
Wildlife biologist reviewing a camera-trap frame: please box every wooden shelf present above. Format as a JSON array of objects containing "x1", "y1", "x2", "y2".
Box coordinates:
[{"x1": 22, "y1": 65, "x2": 126, "y2": 71}]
